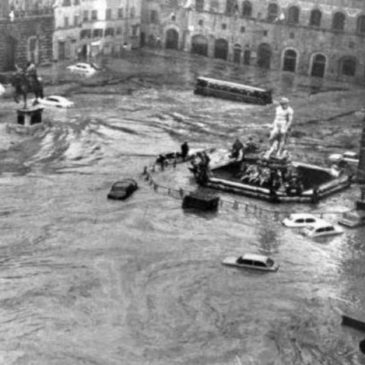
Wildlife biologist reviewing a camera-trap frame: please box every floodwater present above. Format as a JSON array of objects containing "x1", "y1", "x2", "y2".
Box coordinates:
[{"x1": 1, "y1": 49, "x2": 365, "y2": 365}]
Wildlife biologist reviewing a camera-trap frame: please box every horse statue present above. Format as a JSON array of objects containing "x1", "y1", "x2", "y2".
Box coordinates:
[{"x1": 11, "y1": 65, "x2": 44, "y2": 109}]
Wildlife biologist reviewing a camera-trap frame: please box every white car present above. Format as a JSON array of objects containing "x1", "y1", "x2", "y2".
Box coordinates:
[
  {"x1": 282, "y1": 213, "x2": 320, "y2": 228},
  {"x1": 32, "y1": 95, "x2": 74, "y2": 108},
  {"x1": 328, "y1": 151, "x2": 359, "y2": 168},
  {"x1": 301, "y1": 220, "x2": 343, "y2": 238},
  {"x1": 338, "y1": 210, "x2": 365, "y2": 228},
  {"x1": 222, "y1": 253, "x2": 279, "y2": 272},
  {"x1": 66, "y1": 62, "x2": 96, "y2": 75}
]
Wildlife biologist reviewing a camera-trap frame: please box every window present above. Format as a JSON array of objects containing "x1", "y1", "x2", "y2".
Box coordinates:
[
  {"x1": 64, "y1": 16, "x2": 69, "y2": 27},
  {"x1": 332, "y1": 12, "x2": 345, "y2": 31},
  {"x1": 105, "y1": 28, "x2": 114, "y2": 37},
  {"x1": 267, "y1": 3, "x2": 278, "y2": 22},
  {"x1": 226, "y1": 0, "x2": 238, "y2": 16},
  {"x1": 116, "y1": 27, "x2": 122, "y2": 35},
  {"x1": 242, "y1": 1, "x2": 252, "y2": 17},
  {"x1": 83, "y1": 10, "x2": 89, "y2": 21},
  {"x1": 296, "y1": 219, "x2": 304, "y2": 223},
  {"x1": 74, "y1": 0, "x2": 80, "y2": 4},
  {"x1": 106, "y1": 8, "x2": 112, "y2": 20},
  {"x1": 91, "y1": 10, "x2": 97, "y2": 20},
  {"x1": 289, "y1": 32, "x2": 295, "y2": 39},
  {"x1": 74, "y1": 15, "x2": 79, "y2": 26},
  {"x1": 357, "y1": 15, "x2": 365, "y2": 34},
  {"x1": 287, "y1": 6, "x2": 300, "y2": 24},
  {"x1": 306, "y1": 218, "x2": 315, "y2": 223},
  {"x1": 341, "y1": 58, "x2": 356, "y2": 76},
  {"x1": 63, "y1": 0, "x2": 71, "y2": 6},
  {"x1": 198, "y1": 19, "x2": 204, "y2": 26},
  {"x1": 150, "y1": 10, "x2": 158, "y2": 23},
  {"x1": 93, "y1": 29, "x2": 103, "y2": 37},
  {"x1": 132, "y1": 25, "x2": 138, "y2": 36},
  {"x1": 130, "y1": 7, "x2": 135, "y2": 18},
  {"x1": 253, "y1": 261, "x2": 266, "y2": 267},
  {"x1": 118, "y1": 8, "x2": 123, "y2": 18},
  {"x1": 222, "y1": 23, "x2": 227, "y2": 30},
  {"x1": 210, "y1": 0, "x2": 219, "y2": 12},
  {"x1": 80, "y1": 29, "x2": 91, "y2": 39},
  {"x1": 240, "y1": 26, "x2": 245, "y2": 33},
  {"x1": 309, "y1": 9, "x2": 321, "y2": 27},
  {"x1": 196, "y1": 0, "x2": 204, "y2": 12}
]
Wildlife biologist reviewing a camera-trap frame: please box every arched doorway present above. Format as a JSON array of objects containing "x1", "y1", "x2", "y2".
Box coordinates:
[
  {"x1": 3, "y1": 36, "x2": 17, "y2": 71},
  {"x1": 214, "y1": 39, "x2": 228, "y2": 60},
  {"x1": 233, "y1": 44, "x2": 241, "y2": 63},
  {"x1": 165, "y1": 28, "x2": 179, "y2": 49},
  {"x1": 191, "y1": 35, "x2": 208, "y2": 56},
  {"x1": 257, "y1": 43, "x2": 271, "y2": 69},
  {"x1": 282, "y1": 49, "x2": 297, "y2": 72},
  {"x1": 311, "y1": 54, "x2": 326, "y2": 77},
  {"x1": 243, "y1": 49, "x2": 251, "y2": 65}
]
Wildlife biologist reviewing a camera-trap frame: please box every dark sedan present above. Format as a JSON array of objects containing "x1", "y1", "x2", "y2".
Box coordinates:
[{"x1": 107, "y1": 179, "x2": 138, "y2": 200}]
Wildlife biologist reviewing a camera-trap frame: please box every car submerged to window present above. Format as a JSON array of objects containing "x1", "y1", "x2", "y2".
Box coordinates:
[
  {"x1": 32, "y1": 95, "x2": 74, "y2": 108},
  {"x1": 222, "y1": 253, "x2": 279, "y2": 272},
  {"x1": 282, "y1": 213, "x2": 320, "y2": 228},
  {"x1": 66, "y1": 62, "x2": 96, "y2": 75},
  {"x1": 301, "y1": 220, "x2": 343, "y2": 238},
  {"x1": 107, "y1": 179, "x2": 138, "y2": 200},
  {"x1": 328, "y1": 151, "x2": 359, "y2": 168}
]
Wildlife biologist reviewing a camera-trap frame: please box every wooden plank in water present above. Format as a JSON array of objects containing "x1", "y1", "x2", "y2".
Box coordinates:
[{"x1": 342, "y1": 315, "x2": 365, "y2": 332}]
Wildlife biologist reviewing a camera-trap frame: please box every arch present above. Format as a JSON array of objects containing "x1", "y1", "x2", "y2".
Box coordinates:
[
  {"x1": 282, "y1": 48, "x2": 298, "y2": 72},
  {"x1": 309, "y1": 9, "x2": 321, "y2": 27},
  {"x1": 191, "y1": 34, "x2": 208, "y2": 56},
  {"x1": 196, "y1": 0, "x2": 204, "y2": 12},
  {"x1": 242, "y1": 1, "x2": 252, "y2": 17},
  {"x1": 267, "y1": 3, "x2": 278, "y2": 22},
  {"x1": 339, "y1": 57, "x2": 356, "y2": 77},
  {"x1": 310, "y1": 53, "x2": 326, "y2": 77},
  {"x1": 28, "y1": 36, "x2": 40, "y2": 64},
  {"x1": 357, "y1": 15, "x2": 365, "y2": 34},
  {"x1": 214, "y1": 38, "x2": 228, "y2": 60},
  {"x1": 287, "y1": 6, "x2": 300, "y2": 25},
  {"x1": 165, "y1": 28, "x2": 179, "y2": 49},
  {"x1": 3, "y1": 36, "x2": 17, "y2": 71},
  {"x1": 257, "y1": 43, "x2": 272, "y2": 69},
  {"x1": 332, "y1": 12, "x2": 345, "y2": 31},
  {"x1": 233, "y1": 44, "x2": 242, "y2": 63}
]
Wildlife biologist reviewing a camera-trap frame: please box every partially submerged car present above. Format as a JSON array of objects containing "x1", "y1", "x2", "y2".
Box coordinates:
[
  {"x1": 328, "y1": 151, "x2": 359, "y2": 168},
  {"x1": 301, "y1": 220, "x2": 343, "y2": 238},
  {"x1": 338, "y1": 210, "x2": 365, "y2": 228},
  {"x1": 32, "y1": 95, "x2": 74, "y2": 108},
  {"x1": 107, "y1": 179, "x2": 138, "y2": 200},
  {"x1": 282, "y1": 213, "x2": 320, "y2": 228},
  {"x1": 67, "y1": 62, "x2": 96, "y2": 75},
  {"x1": 222, "y1": 253, "x2": 279, "y2": 272}
]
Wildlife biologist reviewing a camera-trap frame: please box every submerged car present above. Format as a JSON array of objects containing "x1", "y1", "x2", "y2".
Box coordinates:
[
  {"x1": 301, "y1": 220, "x2": 343, "y2": 238},
  {"x1": 328, "y1": 151, "x2": 359, "y2": 168},
  {"x1": 222, "y1": 253, "x2": 279, "y2": 272},
  {"x1": 66, "y1": 62, "x2": 96, "y2": 75},
  {"x1": 282, "y1": 213, "x2": 320, "y2": 228},
  {"x1": 32, "y1": 95, "x2": 74, "y2": 108},
  {"x1": 338, "y1": 210, "x2": 365, "y2": 228},
  {"x1": 107, "y1": 179, "x2": 138, "y2": 200}
]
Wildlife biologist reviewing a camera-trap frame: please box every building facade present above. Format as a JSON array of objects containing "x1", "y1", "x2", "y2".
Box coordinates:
[
  {"x1": 53, "y1": 0, "x2": 142, "y2": 61},
  {"x1": 141, "y1": 0, "x2": 365, "y2": 83},
  {"x1": 0, "y1": 0, "x2": 54, "y2": 71}
]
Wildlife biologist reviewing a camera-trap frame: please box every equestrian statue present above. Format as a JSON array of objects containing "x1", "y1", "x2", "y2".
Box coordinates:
[{"x1": 11, "y1": 62, "x2": 44, "y2": 109}]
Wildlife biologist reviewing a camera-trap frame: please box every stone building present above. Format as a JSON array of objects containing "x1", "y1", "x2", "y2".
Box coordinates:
[
  {"x1": 53, "y1": 0, "x2": 142, "y2": 61},
  {"x1": 0, "y1": 0, "x2": 54, "y2": 71},
  {"x1": 141, "y1": 0, "x2": 365, "y2": 82}
]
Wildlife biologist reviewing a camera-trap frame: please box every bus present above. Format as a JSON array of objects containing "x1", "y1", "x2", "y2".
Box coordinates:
[{"x1": 194, "y1": 76, "x2": 272, "y2": 105}]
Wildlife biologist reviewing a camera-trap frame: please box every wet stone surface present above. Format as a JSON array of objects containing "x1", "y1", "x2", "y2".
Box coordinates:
[{"x1": 0, "y1": 49, "x2": 365, "y2": 364}]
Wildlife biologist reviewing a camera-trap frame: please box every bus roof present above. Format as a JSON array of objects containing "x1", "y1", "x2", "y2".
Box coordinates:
[{"x1": 197, "y1": 76, "x2": 270, "y2": 92}]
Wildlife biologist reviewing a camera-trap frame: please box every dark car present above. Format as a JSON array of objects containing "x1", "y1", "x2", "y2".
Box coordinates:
[{"x1": 107, "y1": 179, "x2": 138, "y2": 200}]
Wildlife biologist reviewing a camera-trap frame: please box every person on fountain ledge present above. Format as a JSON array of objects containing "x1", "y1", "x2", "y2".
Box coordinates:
[{"x1": 230, "y1": 138, "x2": 244, "y2": 160}]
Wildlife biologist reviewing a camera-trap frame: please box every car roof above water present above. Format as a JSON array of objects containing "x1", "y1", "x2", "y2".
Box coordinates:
[
  {"x1": 289, "y1": 213, "x2": 317, "y2": 220},
  {"x1": 242, "y1": 253, "x2": 270, "y2": 262}
]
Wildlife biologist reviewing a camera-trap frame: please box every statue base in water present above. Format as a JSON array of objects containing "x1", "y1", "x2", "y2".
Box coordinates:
[{"x1": 7, "y1": 106, "x2": 45, "y2": 135}]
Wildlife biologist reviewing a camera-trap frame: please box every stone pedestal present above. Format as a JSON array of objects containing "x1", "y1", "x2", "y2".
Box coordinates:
[{"x1": 7, "y1": 106, "x2": 44, "y2": 135}]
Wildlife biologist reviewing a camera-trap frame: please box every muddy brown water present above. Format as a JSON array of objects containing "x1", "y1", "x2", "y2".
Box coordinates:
[{"x1": 0, "y1": 50, "x2": 365, "y2": 365}]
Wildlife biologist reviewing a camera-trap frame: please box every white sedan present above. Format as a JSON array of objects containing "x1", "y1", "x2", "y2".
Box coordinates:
[
  {"x1": 301, "y1": 220, "x2": 343, "y2": 238},
  {"x1": 66, "y1": 62, "x2": 96, "y2": 75},
  {"x1": 32, "y1": 95, "x2": 74, "y2": 108},
  {"x1": 282, "y1": 213, "x2": 320, "y2": 228}
]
